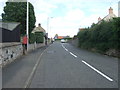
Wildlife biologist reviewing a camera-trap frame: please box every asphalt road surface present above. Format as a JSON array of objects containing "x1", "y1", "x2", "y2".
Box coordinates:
[{"x1": 3, "y1": 42, "x2": 119, "y2": 88}]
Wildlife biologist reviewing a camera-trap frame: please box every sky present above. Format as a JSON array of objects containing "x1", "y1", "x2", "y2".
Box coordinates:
[{"x1": 0, "y1": 0, "x2": 119, "y2": 38}]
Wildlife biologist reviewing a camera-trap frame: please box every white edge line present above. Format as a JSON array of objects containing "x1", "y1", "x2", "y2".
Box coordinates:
[
  {"x1": 24, "y1": 47, "x2": 49, "y2": 88},
  {"x1": 69, "y1": 52, "x2": 77, "y2": 58},
  {"x1": 82, "y1": 60, "x2": 113, "y2": 82}
]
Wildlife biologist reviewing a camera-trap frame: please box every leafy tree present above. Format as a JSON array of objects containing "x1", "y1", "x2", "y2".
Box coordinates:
[{"x1": 2, "y1": 1, "x2": 36, "y2": 35}]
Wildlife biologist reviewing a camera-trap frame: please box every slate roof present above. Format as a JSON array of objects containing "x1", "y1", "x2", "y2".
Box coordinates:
[{"x1": 0, "y1": 21, "x2": 20, "y2": 31}]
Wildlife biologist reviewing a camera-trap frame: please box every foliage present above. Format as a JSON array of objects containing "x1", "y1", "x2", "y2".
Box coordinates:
[
  {"x1": 29, "y1": 32, "x2": 45, "y2": 44},
  {"x1": 29, "y1": 33, "x2": 36, "y2": 44},
  {"x1": 35, "y1": 32, "x2": 44, "y2": 43},
  {"x1": 2, "y1": 2, "x2": 36, "y2": 35},
  {"x1": 77, "y1": 17, "x2": 120, "y2": 53}
]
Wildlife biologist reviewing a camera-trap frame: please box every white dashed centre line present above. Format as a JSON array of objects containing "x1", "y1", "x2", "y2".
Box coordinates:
[
  {"x1": 65, "y1": 48, "x2": 68, "y2": 51},
  {"x1": 62, "y1": 44, "x2": 114, "y2": 82},
  {"x1": 82, "y1": 60, "x2": 113, "y2": 82},
  {"x1": 69, "y1": 52, "x2": 77, "y2": 58},
  {"x1": 62, "y1": 44, "x2": 77, "y2": 58}
]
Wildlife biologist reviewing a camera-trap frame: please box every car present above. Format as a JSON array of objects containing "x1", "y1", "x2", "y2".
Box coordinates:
[{"x1": 61, "y1": 39, "x2": 66, "y2": 43}]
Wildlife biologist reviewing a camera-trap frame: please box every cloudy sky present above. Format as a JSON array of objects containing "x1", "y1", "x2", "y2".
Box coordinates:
[{"x1": 0, "y1": 0, "x2": 119, "y2": 38}]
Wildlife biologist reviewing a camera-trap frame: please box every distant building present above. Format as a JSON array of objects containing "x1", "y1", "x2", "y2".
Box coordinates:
[
  {"x1": 32, "y1": 23, "x2": 47, "y2": 44},
  {"x1": 57, "y1": 36, "x2": 64, "y2": 39},
  {"x1": 98, "y1": 7, "x2": 117, "y2": 24},
  {"x1": 98, "y1": 17, "x2": 102, "y2": 22},
  {"x1": 54, "y1": 34, "x2": 58, "y2": 39},
  {"x1": 118, "y1": 1, "x2": 120, "y2": 17},
  {"x1": 54, "y1": 34, "x2": 70, "y2": 40},
  {"x1": 32, "y1": 23, "x2": 46, "y2": 34},
  {"x1": 79, "y1": 28, "x2": 87, "y2": 31}
]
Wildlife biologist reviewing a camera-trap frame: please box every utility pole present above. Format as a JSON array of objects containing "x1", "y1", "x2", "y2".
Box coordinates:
[
  {"x1": 47, "y1": 17, "x2": 53, "y2": 38},
  {"x1": 26, "y1": 0, "x2": 29, "y2": 51}
]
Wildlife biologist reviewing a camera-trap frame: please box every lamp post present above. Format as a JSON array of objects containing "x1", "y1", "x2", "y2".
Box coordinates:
[
  {"x1": 26, "y1": 0, "x2": 29, "y2": 51},
  {"x1": 47, "y1": 17, "x2": 53, "y2": 38}
]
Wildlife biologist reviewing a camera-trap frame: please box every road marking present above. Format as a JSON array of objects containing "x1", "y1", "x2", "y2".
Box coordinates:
[
  {"x1": 24, "y1": 46, "x2": 49, "y2": 88},
  {"x1": 69, "y1": 52, "x2": 77, "y2": 58},
  {"x1": 82, "y1": 60, "x2": 113, "y2": 82},
  {"x1": 65, "y1": 48, "x2": 68, "y2": 51},
  {"x1": 61, "y1": 44, "x2": 77, "y2": 58},
  {"x1": 61, "y1": 44, "x2": 68, "y2": 51}
]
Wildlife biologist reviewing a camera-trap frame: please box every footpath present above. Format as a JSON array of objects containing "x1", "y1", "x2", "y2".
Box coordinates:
[
  {"x1": 1, "y1": 42, "x2": 51, "y2": 68},
  {"x1": 3, "y1": 44, "x2": 50, "y2": 88}
]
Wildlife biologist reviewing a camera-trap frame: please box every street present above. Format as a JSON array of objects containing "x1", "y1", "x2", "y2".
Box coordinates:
[{"x1": 3, "y1": 42, "x2": 118, "y2": 88}]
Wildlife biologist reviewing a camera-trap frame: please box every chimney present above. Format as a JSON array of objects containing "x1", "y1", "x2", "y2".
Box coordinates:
[
  {"x1": 98, "y1": 17, "x2": 101, "y2": 22},
  {"x1": 38, "y1": 23, "x2": 41, "y2": 27},
  {"x1": 109, "y1": 7, "x2": 113, "y2": 14}
]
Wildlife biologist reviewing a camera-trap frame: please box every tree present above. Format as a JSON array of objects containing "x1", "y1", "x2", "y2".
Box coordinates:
[{"x1": 2, "y1": 1, "x2": 36, "y2": 35}]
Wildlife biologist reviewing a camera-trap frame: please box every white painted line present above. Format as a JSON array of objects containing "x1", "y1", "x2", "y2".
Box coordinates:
[
  {"x1": 24, "y1": 47, "x2": 49, "y2": 88},
  {"x1": 82, "y1": 60, "x2": 113, "y2": 82},
  {"x1": 61, "y1": 44, "x2": 68, "y2": 52},
  {"x1": 69, "y1": 52, "x2": 77, "y2": 58},
  {"x1": 65, "y1": 48, "x2": 68, "y2": 51},
  {"x1": 61, "y1": 44, "x2": 64, "y2": 48}
]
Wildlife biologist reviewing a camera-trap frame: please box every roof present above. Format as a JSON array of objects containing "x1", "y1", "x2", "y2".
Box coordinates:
[
  {"x1": 0, "y1": 21, "x2": 20, "y2": 31},
  {"x1": 103, "y1": 13, "x2": 116, "y2": 21},
  {"x1": 98, "y1": 7, "x2": 117, "y2": 24},
  {"x1": 32, "y1": 26, "x2": 46, "y2": 33},
  {"x1": 79, "y1": 28, "x2": 86, "y2": 31},
  {"x1": 57, "y1": 36, "x2": 64, "y2": 39},
  {"x1": 57, "y1": 36, "x2": 69, "y2": 39}
]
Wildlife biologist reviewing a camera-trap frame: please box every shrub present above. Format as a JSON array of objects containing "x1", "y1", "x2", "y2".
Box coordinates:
[
  {"x1": 29, "y1": 33, "x2": 36, "y2": 44},
  {"x1": 77, "y1": 17, "x2": 120, "y2": 53},
  {"x1": 35, "y1": 32, "x2": 44, "y2": 43}
]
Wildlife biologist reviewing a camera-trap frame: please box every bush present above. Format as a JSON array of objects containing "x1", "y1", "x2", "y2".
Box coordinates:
[
  {"x1": 77, "y1": 17, "x2": 120, "y2": 53},
  {"x1": 29, "y1": 33, "x2": 36, "y2": 44},
  {"x1": 35, "y1": 32, "x2": 44, "y2": 43}
]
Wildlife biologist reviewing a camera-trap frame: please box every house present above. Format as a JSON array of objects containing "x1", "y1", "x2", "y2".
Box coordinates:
[
  {"x1": 32, "y1": 23, "x2": 47, "y2": 43},
  {"x1": 79, "y1": 28, "x2": 87, "y2": 31},
  {"x1": 98, "y1": 7, "x2": 117, "y2": 24},
  {"x1": 32, "y1": 23, "x2": 47, "y2": 39},
  {"x1": 57, "y1": 36, "x2": 64, "y2": 39},
  {"x1": 32, "y1": 23, "x2": 46, "y2": 34},
  {"x1": 54, "y1": 34, "x2": 71, "y2": 40},
  {"x1": 0, "y1": 21, "x2": 20, "y2": 43}
]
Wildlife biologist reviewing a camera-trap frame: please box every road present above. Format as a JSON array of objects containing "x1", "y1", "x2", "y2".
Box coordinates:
[{"x1": 3, "y1": 42, "x2": 118, "y2": 88}]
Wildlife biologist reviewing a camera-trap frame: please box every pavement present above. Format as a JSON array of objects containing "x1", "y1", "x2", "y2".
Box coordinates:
[
  {"x1": 3, "y1": 45, "x2": 48, "y2": 88},
  {"x1": 2, "y1": 42, "x2": 119, "y2": 88}
]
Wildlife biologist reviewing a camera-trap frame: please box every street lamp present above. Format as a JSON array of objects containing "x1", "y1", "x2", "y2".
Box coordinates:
[
  {"x1": 26, "y1": 0, "x2": 29, "y2": 51},
  {"x1": 47, "y1": 17, "x2": 53, "y2": 38}
]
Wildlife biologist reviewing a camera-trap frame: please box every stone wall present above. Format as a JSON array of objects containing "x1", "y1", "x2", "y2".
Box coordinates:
[
  {"x1": 0, "y1": 42, "x2": 47, "y2": 67},
  {"x1": 0, "y1": 43, "x2": 23, "y2": 67},
  {"x1": 27, "y1": 43, "x2": 45, "y2": 52}
]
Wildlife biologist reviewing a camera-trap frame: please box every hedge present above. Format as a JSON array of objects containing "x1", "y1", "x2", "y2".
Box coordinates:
[
  {"x1": 77, "y1": 17, "x2": 120, "y2": 53},
  {"x1": 35, "y1": 32, "x2": 44, "y2": 43},
  {"x1": 28, "y1": 32, "x2": 45, "y2": 44}
]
